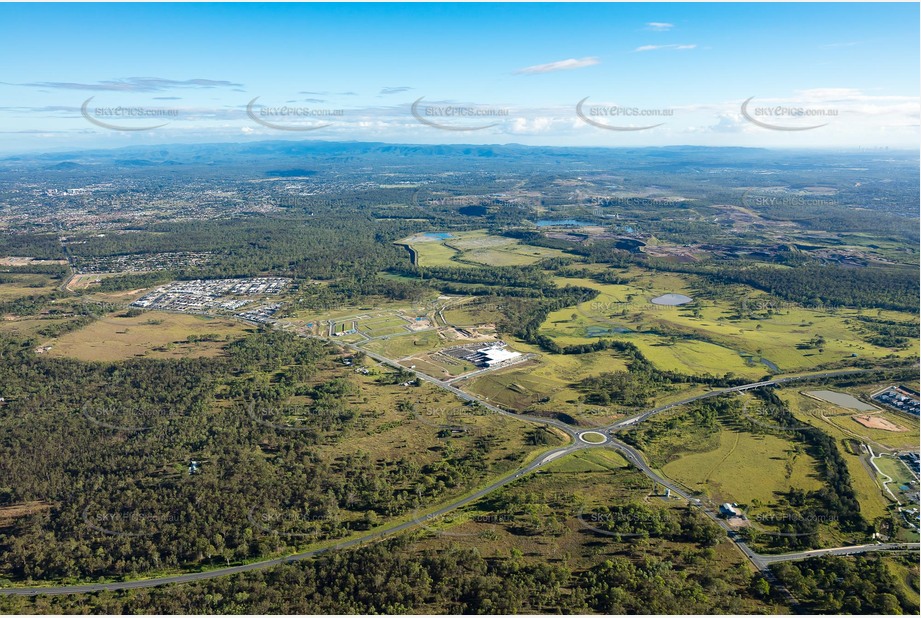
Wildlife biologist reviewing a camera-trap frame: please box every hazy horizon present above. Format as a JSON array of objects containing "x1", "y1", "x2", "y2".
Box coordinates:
[{"x1": 1, "y1": 2, "x2": 918, "y2": 153}]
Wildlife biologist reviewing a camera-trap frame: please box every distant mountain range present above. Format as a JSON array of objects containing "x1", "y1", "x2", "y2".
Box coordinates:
[{"x1": 1, "y1": 140, "x2": 915, "y2": 175}]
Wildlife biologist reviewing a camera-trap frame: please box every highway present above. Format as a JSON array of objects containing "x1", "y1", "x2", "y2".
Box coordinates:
[
  {"x1": 606, "y1": 369, "x2": 872, "y2": 430},
  {"x1": 603, "y1": 436, "x2": 918, "y2": 575},
  {"x1": 0, "y1": 443, "x2": 583, "y2": 596},
  {"x1": 754, "y1": 543, "x2": 921, "y2": 566},
  {"x1": 341, "y1": 341, "x2": 582, "y2": 441},
  {"x1": 0, "y1": 337, "x2": 908, "y2": 596}
]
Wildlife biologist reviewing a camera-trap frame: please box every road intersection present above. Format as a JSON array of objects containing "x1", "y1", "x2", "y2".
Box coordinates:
[{"x1": 0, "y1": 338, "x2": 910, "y2": 596}]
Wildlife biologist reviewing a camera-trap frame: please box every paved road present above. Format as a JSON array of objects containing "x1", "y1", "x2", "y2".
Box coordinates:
[
  {"x1": 607, "y1": 369, "x2": 872, "y2": 430},
  {"x1": 604, "y1": 436, "x2": 919, "y2": 571},
  {"x1": 0, "y1": 347, "x2": 902, "y2": 596},
  {"x1": 0, "y1": 443, "x2": 584, "y2": 596},
  {"x1": 444, "y1": 353, "x2": 535, "y2": 384},
  {"x1": 344, "y1": 342, "x2": 582, "y2": 440},
  {"x1": 755, "y1": 543, "x2": 921, "y2": 566}
]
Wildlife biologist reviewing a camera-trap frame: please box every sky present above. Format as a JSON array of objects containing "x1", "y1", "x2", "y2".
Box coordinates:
[{"x1": 1, "y1": 1, "x2": 918, "y2": 153}]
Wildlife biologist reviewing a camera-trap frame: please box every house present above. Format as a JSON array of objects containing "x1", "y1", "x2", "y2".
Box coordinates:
[{"x1": 720, "y1": 503, "x2": 742, "y2": 517}]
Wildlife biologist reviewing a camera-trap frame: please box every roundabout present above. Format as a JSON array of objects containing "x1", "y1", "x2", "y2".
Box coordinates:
[{"x1": 578, "y1": 430, "x2": 608, "y2": 445}]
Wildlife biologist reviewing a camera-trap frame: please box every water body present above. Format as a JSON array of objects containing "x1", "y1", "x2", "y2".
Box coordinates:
[
  {"x1": 458, "y1": 205, "x2": 487, "y2": 217},
  {"x1": 585, "y1": 326, "x2": 632, "y2": 337},
  {"x1": 805, "y1": 390, "x2": 877, "y2": 411},
  {"x1": 760, "y1": 357, "x2": 780, "y2": 372},
  {"x1": 535, "y1": 219, "x2": 593, "y2": 227},
  {"x1": 650, "y1": 293, "x2": 693, "y2": 306},
  {"x1": 423, "y1": 232, "x2": 453, "y2": 240}
]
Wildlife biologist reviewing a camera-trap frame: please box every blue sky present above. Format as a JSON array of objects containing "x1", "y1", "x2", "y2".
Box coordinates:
[{"x1": 1, "y1": 2, "x2": 918, "y2": 152}]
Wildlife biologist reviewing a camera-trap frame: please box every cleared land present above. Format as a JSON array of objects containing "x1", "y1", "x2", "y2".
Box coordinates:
[
  {"x1": 44, "y1": 311, "x2": 252, "y2": 361},
  {"x1": 780, "y1": 389, "x2": 896, "y2": 521},
  {"x1": 875, "y1": 456, "x2": 917, "y2": 488},
  {"x1": 407, "y1": 447, "x2": 783, "y2": 614},
  {"x1": 660, "y1": 428, "x2": 823, "y2": 506},
  {"x1": 400, "y1": 230, "x2": 566, "y2": 268},
  {"x1": 0, "y1": 274, "x2": 59, "y2": 300},
  {"x1": 464, "y1": 339, "x2": 707, "y2": 424},
  {"x1": 853, "y1": 415, "x2": 906, "y2": 432},
  {"x1": 540, "y1": 272, "x2": 918, "y2": 377}
]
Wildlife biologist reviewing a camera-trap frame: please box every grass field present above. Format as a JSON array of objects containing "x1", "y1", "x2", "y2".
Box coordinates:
[
  {"x1": 660, "y1": 428, "x2": 823, "y2": 506},
  {"x1": 356, "y1": 315, "x2": 415, "y2": 338},
  {"x1": 293, "y1": 298, "x2": 436, "y2": 326},
  {"x1": 540, "y1": 273, "x2": 918, "y2": 378},
  {"x1": 362, "y1": 329, "x2": 445, "y2": 359},
  {"x1": 464, "y1": 365, "x2": 550, "y2": 411},
  {"x1": 781, "y1": 388, "x2": 891, "y2": 522},
  {"x1": 309, "y1": 366, "x2": 559, "y2": 469},
  {"x1": 875, "y1": 455, "x2": 917, "y2": 488},
  {"x1": 633, "y1": 338, "x2": 763, "y2": 379},
  {"x1": 544, "y1": 448, "x2": 629, "y2": 473},
  {"x1": 412, "y1": 241, "x2": 462, "y2": 266},
  {"x1": 786, "y1": 388, "x2": 920, "y2": 451},
  {"x1": 404, "y1": 448, "x2": 784, "y2": 613},
  {"x1": 628, "y1": 397, "x2": 873, "y2": 546},
  {"x1": 399, "y1": 354, "x2": 476, "y2": 379},
  {"x1": 442, "y1": 304, "x2": 498, "y2": 327},
  {"x1": 0, "y1": 315, "x2": 71, "y2": 338},
  {"x1": 464, "y1": 339, "x2": 709, "y2": 424},
  {"x1": 0, "y1": 273, "x2": 59, "y2": 300},
  {"x1": 885, "y1": 556, "x2": 921, "y2": 606},
  {"x1": 401, "y1": 230, "x2": 566, "y2": 268},
  {"x1": 44, "y1": 311, "x2": 252, "y2": 361}
]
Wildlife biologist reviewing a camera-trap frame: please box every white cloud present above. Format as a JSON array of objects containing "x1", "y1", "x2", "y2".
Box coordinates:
[
  {"x1": 706, "y1": 114, "x2": 748, "y2": 134},
  {"x1": 635, "y1": 44, "x2": 696, "y2": 52},
  {"x1": 515, "y1": 57, "x2": 600, "y2": 74},
  {"x1": 646, "y1": 22, "x2": 674, "y2": 31}
]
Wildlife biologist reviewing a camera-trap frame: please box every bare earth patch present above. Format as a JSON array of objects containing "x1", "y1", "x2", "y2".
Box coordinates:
[
  {"x1": 0, "y1": 501, "x2": 53, "y2": 527},
  {"x1": 852, "y1": 414, "x2": 906, "y2": 432}
]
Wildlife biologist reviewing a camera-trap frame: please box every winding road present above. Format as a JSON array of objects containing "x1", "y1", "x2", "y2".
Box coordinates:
[{"x1": 0, "y1": 340, "x2": 911, "y2": 596}]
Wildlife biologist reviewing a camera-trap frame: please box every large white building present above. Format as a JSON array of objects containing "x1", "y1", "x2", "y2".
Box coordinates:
[{"x1": 476, "y1": 346, "x2": 522, "y2": 367}]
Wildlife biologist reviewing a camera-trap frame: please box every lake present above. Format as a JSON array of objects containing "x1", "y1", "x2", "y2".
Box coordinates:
[{"x1": 650, "y1": 293, "x2": 693, "y2": 306}]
